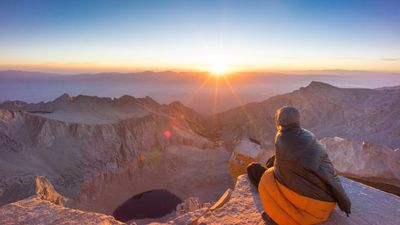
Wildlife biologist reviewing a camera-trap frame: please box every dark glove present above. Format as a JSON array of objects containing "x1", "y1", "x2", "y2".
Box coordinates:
[
  {"x1": 338, "y1": 196, "x2": 351, "y2": 217},
  {"x1": 265, "y1": 155, "x2": 275, "y2": 168}
]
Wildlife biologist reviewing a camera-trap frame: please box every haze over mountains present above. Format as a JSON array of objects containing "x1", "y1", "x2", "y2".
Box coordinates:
[{"x1": 2, "y1": 70, "x2": 400, "y2": 113}]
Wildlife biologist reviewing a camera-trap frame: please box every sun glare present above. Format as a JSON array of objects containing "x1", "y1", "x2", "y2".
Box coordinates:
[{"x1": 208, "y1": 63, "x2": 230, "y2": 76}]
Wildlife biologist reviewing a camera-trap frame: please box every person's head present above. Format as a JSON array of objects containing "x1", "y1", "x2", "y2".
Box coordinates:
[{"x1": 274, "y1": 106, "x2": 300, "y2": 130}]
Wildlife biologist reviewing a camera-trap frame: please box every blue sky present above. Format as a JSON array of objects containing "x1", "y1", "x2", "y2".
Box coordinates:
[{"x1": 0, "y1": 0, "x2": 399, "y2": 72}]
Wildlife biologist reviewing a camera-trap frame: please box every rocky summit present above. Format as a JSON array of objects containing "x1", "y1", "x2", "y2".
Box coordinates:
[
  {"x1": 1, "y1": 175, "x2": 399, "y2": 225},
  {"x1": 164, "y1": 175, "x2": 400, "y2": 225},
  {"x1": 1, "y1": 82, "x2": 400, "y2": 224}
]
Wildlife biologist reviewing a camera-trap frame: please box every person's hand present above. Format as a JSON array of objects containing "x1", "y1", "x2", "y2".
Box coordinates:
[{"x1": 338, "y1": 196, "x2": 351, "y2": 217}]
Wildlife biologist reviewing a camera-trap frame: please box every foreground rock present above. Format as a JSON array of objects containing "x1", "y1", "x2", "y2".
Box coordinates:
[
  {"x1": 176, "y1": 197, "x2": 211, "y2": 216},
  {"x1": 0, "y1": 176, "x2": 123, "y2": 225},
  {"x1": 34, "y1": 176, "x2": 69, "y2": 206},
  {"x1": 322, "y1": 137, "x2": 400, "y2": 188},
  {"x1": 0, "y1": 198, "x2": 124, "y2": 225},
  {"x1": 1, "y1": 175, "x2": 399, "y2": 224},
  {"x1": 228, "y1": 138, "x2": 273, "y2": 181},
  {"x1": 160, "y1": 175, "x2": 400, "y2": 225}
]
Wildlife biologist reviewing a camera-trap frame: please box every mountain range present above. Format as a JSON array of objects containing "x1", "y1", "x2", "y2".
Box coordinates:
[{"x1": 0, "y1": 80, "x2": 399, "y2": 224}]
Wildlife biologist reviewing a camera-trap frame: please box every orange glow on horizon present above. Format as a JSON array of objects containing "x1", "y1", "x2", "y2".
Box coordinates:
[{"x1": 1, "y1": 57, "x2": 400, "y2": 74}]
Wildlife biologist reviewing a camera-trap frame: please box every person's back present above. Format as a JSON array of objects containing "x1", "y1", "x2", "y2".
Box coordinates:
[
  {"x1": 247, "y1": 106, "x2": 351, "y2": 225},
  {"x1": 275, "y1": 125, "x2": 338, "y2": 203}
]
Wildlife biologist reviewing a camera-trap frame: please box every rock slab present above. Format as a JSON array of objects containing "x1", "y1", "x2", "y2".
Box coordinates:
[{"x1": 166, "y1": 175, "x2": 400, "y2": 225}]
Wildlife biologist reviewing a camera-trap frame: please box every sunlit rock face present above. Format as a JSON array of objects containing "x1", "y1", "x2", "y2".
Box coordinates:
[
  {"x1": 228, "y1": 138, "x2": 273, "y2": 181},
  {"x1": 321, "y1": 137, "x2": 400, "y2": 188},
  {"x1": 0, "y1": 198, "x2": 124, "y2": 225},
  {"x1": 175, "y1": 197, "x2": 210, "y2": 216},
  {"x1": 0, "y1": 175, "x2": 123, "y2": 225},
  {"x1": 0, "y1": 94, "x2": 229, "y2": 214},
  {"x1": 34, "y1": 176, "x2": 69, "y2": 206}
]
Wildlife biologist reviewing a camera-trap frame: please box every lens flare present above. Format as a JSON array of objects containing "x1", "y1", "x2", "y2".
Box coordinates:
[{"x1": 164, "y1": 130, "x2": 172, "y2": 138}]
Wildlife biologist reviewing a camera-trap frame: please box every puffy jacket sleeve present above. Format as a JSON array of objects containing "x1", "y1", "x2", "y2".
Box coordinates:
[{"x1": 300, "y1": 142, "x2": 352, "y2": 215}]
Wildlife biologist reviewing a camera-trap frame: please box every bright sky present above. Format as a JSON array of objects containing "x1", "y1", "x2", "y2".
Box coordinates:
[{"x1": 0, "y1": 0, "x2": 399, "y2": 73}]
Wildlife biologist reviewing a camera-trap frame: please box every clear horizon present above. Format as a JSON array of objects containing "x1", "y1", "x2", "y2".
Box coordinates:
[
  {"x1": 1, "y1": 0, "x2": 400, "y2": 73},
  {"x1": 2, "y1": 69, "x2": 400, "y2": 76}
]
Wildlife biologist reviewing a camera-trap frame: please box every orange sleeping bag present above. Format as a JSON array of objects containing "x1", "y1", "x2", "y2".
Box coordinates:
[{"x1": 258, "y1": 167, "x2": 335, "y2": 225}]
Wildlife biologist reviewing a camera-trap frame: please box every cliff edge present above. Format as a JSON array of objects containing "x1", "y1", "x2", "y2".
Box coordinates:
[{"x1": 0, "y1": 176, "x2": 123, "y2": 225}]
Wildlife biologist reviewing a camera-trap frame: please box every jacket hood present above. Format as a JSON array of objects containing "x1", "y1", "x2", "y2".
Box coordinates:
[{"x1": 275, "y1": 106, "x2": 300, "y2": 128}]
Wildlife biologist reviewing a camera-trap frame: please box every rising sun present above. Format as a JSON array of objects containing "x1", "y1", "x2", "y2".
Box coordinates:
[{"x1": 208, "y1": 63, "x2": 230, "y2": 76}]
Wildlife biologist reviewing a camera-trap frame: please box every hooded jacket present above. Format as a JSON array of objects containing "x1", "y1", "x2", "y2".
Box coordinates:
[{"x1": 272, "y1": 106, "x2": 351, "y2": 215}]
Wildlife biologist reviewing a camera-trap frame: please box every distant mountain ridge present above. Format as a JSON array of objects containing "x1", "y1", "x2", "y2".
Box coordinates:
[
  {"x1": 1, "y1": 70, "x2": 400, "y2": 114},
  {"x1": 2, "y1": 81, "x2": 400, "y2": 148},
  {"x1": 216, "y1": 81, "x2": 400, "y2": 149},
  {"x1": 0, "y1": 94, "x2": 204, "y2": 126}
]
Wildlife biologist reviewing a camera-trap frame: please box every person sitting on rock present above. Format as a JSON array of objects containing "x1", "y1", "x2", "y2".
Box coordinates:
[{"x1": 247, "y1": 106, "x2": 351, "y2": 225}]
